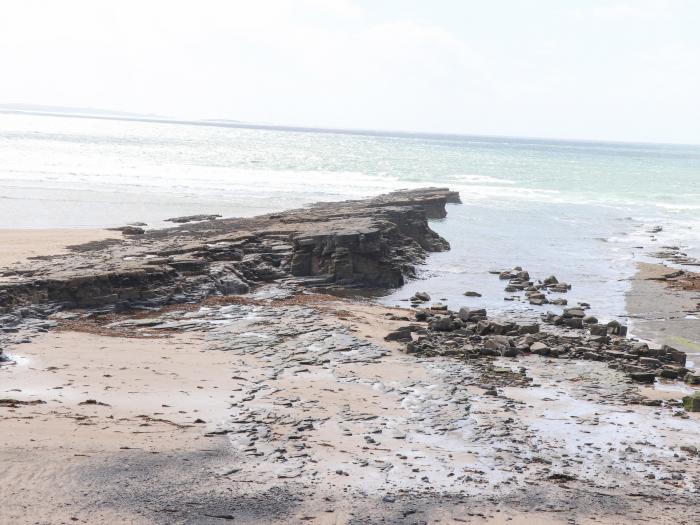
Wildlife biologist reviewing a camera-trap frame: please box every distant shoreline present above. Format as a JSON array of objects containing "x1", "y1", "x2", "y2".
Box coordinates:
[{"x1": 3, "y1": 107, "x2": 698, "y2": 148}]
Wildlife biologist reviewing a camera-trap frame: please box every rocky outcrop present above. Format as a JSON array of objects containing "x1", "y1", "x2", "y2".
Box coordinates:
[
  {"x1": 0, "y1": 188, "x2": 460, "y2": 314},
  {"x1": 398, "y1": 304, "x2": 692, "y2": 387}
]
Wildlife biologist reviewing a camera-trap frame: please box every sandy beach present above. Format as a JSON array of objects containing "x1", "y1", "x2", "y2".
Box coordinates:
[
  {"x1": 626, "y1": 262, "x2": 700, "y2": 354},
  {"x1": 1, "y1": 290, "x2": 698, "y2": 524},
  {"x1": 1, "y1": 190, "x2": 699, "y2": 524},
  {"x1": 0, "y1": 229, "x2": 118, "y2": 267}
]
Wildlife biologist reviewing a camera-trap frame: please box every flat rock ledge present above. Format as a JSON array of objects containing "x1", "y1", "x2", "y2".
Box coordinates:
[{"x1": 0, "y1": 188, "x2": 460, "y2": 314}]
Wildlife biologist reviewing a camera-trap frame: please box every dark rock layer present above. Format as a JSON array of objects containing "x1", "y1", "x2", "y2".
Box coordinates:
[{"x1": 0, "y1": 188, "x2": 460, "y2": 314}]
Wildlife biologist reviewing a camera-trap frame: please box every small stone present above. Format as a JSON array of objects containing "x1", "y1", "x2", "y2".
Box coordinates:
[{"x1": 463, "y1": 291, "x2": 482, "y2": 297}]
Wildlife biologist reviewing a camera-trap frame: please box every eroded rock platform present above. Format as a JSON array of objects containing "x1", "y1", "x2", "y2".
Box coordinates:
[{"x1": 0, "y1": 188, "x2": 460, "y2": 315}]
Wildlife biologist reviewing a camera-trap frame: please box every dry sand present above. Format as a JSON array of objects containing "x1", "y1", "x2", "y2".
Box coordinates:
[
  {"x1": 0, "y1": 330, "x2": 236, "y2": 524},
  {"x1": 0, "y1": 228, "x2": 119, "y2": 267}
]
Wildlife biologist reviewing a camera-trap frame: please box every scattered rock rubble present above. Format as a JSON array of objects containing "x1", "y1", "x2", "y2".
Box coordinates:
[
  {"x1": 492, "y1": 267, "x2": 572, "y2": 305},
  {"x1": 386, "y1": 302, "x2": 697, "y2": 392}
]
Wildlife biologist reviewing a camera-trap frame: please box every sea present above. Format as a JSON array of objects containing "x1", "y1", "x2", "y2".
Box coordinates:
[{"x1": 1, "y1": 111, "x2": 699, "y2": 326}]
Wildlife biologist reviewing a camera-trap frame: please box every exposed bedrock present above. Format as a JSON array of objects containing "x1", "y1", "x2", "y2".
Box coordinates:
[{"x1": 0, "y1": 188, "x2": 460, "y2": 313}]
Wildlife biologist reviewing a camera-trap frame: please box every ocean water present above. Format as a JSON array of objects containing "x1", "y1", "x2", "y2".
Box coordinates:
[{"x1": 1, "y1": 112, "x2": 699, "y2": 325}]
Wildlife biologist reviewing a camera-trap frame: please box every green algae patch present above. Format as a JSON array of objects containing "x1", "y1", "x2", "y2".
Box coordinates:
[{"x1": 682, "y1": 392, "x2": 700, "y2": 412}]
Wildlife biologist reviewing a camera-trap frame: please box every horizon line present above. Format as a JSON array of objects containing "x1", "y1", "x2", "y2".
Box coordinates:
[{"x1": 1, "y1": 105, "x2": 698, "y2": 149}]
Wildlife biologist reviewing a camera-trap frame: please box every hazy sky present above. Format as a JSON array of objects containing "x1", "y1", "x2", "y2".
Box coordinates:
[{"x1": 1, "y1": 0, "x2": 698, "y2": 143}]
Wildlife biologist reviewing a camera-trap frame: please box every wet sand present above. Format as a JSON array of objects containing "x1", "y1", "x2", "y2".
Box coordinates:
[
  {"x1": 0, "y1": 228, "x2": 118, "y2": 267},
  {"x1": 1, "y1": 295, "x2": 699, "y2": 524},
  {"x1": 626, "y1": 262, "x2": 700, "y2": 355}
]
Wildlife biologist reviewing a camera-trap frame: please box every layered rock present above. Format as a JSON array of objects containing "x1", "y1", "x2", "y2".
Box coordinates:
[{"x1": 0, "y1": 188, "x2": 460, "y2": 313}]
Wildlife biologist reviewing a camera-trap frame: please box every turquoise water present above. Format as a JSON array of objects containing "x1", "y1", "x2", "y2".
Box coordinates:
[{"x1": 1, "y1": 112, "x2": 699, "y2": 324}]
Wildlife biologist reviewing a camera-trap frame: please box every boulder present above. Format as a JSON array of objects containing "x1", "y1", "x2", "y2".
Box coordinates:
[
  {"x1": 659, "y1": 368, "x2": 679, "y2": 379},
  {"x1": 661, "y1": 345, "x2": 686, "y2": 366},
  {"x1": 411, "y1": 292, "x2": 431, "y2": 302},
  {"x1": 629, "y1": 372, "x2": 655, "y2": 384},
  {"x1": 684, "y1": 372, "x2": 700, "y2": 385},
  {"x1": 563, "y1": 317, "x2": 583, "y2": 329},
  {"x1": 502, "y1": 347, "x2": 519, "y2": 358},
  {"x1": 607, "y1": 320, "x2": 627, "y2": 337},
  {"x1": 589, "y1": 324, "x2": 608, "y2": 336},
  {"x1": 682, "y1": 392, "x2": 700, "y2": 412},
  {"x1": 431, "y1": 315, "x2": 455, "y2": 332},
  {"x1": 484, "y1": 336, "x2": 510, "y2": 352},
  {"x1": 217, "y1": 276, "x2": 249, "y2": 295},
  {"x1": 639, "y1": 357, "x2": 663, "y2": 369},
  {"x1": 490, "y1": 321, "x2": 517, "y2": 335},
  {"x1": 458, "y1": 307, "x2": 487, "y2": 322},
  {"x1": 384, "y1": 326, "x2": 413, "y2": 342},
  {"x1": 518, "y1": 323, "x2": 540, "y2": 335},
  {"x1": 549, "y1": 283, "x2": 570, "y2": 293},
  {"x1": 529, "y1": 342, "x2": 549, "y2": 355},
  {"x1": 415, "y1": 310, "x2": 429, "y2": 322},
  {"x1": 563, "y1": 307, "x2": 585, "y2": 318}
]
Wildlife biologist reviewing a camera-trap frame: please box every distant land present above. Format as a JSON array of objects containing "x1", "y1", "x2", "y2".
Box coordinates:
[
  {"x1": 0, "y1": 103, "x2": 162, "y2": 119},
  {"x1": 0, "y1": 103, "x2": 694, "y2": 148}
]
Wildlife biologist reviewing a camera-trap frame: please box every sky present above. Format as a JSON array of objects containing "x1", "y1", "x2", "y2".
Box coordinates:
[{"x1": 1, "y1": 0, "x2": 698, "y2": 143}]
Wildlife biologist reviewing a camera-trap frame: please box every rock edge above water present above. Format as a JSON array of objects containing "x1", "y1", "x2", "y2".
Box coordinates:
[{"x1": 0, "y1": 188, "x2": 460, "y2": 314}]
